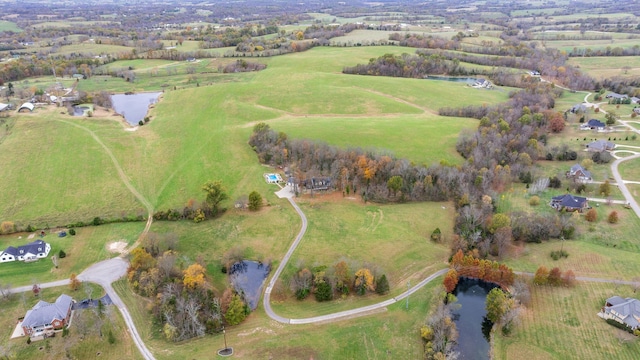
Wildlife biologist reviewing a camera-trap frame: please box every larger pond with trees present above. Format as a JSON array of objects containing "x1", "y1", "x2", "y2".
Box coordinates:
[
  {"x1": 452, "y1": 278, "x2": 498, "y2": 359},
  {"x1": 111, "y1": 92, "x2": 162, "y2": 126}
]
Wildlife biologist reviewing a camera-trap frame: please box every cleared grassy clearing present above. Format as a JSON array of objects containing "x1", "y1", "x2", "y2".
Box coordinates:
[
  {"x1": 114, "y1": 275, "x2": 440, "y2": 360},
  {"x1": 0, "y1": 223, "x2": 143, "y2": 286},
  {"x1": 568, "y1": 56, "x2": 640, "y2": 79},
  {"x1": 2, "y1": 284, "x2": 141, "y2": 360},
  {"x1": 493, "y1": 281, "x2": 640, "y2": 360}
]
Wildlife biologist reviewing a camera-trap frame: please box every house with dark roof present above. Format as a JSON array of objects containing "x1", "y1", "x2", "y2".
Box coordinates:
[
  {"x1": 549, "y1": 194, "x2": 590, "y2": 212},
  {"x1": 567, "y1": 164, "x2": 592, "y2": 182},
  {"x1": 22, "y1": 294, "x2": 74, "y2": 338},
  {"x1": 300, "y1": 177, "x2": 332, "y2": 191},
  {"x1": 0, "y1": 240, "x2": 51, "y2": 263},
  {"x1": 599, "y1": 296, "x2": 640, "y2": 331},
  {"x1": 580, "y1": 119, "x2": 605, "y2": 131}
]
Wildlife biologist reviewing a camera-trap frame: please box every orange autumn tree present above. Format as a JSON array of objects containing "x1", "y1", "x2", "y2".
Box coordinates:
[
  {"x1": 449, "y1": 249, "x2": 514, "y2": 288},
  {"x1": 443, "y1": 269, "x2": 459, "y2": 293}
]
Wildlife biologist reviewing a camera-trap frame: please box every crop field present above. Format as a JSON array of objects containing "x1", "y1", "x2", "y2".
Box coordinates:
[
  {"x1": 1, "y1": 284, "x2": 142, "y2": 360},
  {"x1": 493, "y1": 281, "x2": 640, "y2": 360},
  {"x1": 114, "y1": 275, "x2": 441, "y2": 360},
  {"x1": 0, "y1": 223, "x2": 144, "y2": 286}
]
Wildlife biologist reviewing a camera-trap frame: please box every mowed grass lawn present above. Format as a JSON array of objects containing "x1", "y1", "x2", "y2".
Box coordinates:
[
  {"x1": 2, "y1": 285, "x2": 142, "y2": 360},
  {"x1": 493, "y1": 281, "x2": 640, "y2": 360},
  {"x1": 0, "y1": 223, "x2": 144, "y2": 286}
]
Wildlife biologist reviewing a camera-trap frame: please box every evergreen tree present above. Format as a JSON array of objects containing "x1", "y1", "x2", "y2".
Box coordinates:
[
  {"x1": 224, "y1": 294, "x2": 247, "y2": 326},
  {"x1": 375, "y1": 274, "x2": 389, "y2": 295}
]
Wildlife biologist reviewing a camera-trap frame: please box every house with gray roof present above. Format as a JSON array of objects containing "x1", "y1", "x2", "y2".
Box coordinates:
[
  {"x1": 550, "y1": 194, "x2": 590, "y2": 212},
  {"x1": 599, "y1": 296, "x2": 640, "y2": 331},
  {"x1": 631, "y1": 97, "x2": 640, "y2": 104},
  {"x1": 0, "y1": 240, "x2": 51, "y2": 263},
  {"x1": 606, "y1": 92, "x2": 628, "y2": 100},
  {"x1": 586, "y1": 139, "x2": 615, "y2": 152},
  {"x1": 567, "y1": 164, "x2": 592, "y2": 182},
  {"x1": 571, "y1": 103, "x2": 589, "y2": 114},
  {"x1": 22, "y1": 294, "x2": 74, "y2": 337}
]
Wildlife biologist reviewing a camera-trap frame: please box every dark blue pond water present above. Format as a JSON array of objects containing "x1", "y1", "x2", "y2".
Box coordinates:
[
  {"x1": 425, "y1": 76, "x2": 478, "y2": 85},
  {"x1": 228, "y1": 260, "x2": 270, "y2": 310},
  {"x1": 452, "y1": 278, "x2": 499, "y2": 360},
  {"x1": 111, "y1": 92, "x2": 161, "y2": 125}
]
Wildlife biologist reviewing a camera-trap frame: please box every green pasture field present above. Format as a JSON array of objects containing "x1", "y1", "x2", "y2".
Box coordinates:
[
  {"x1": 627, "y1": 184, "x2": 640, "y2": 208},
  {"x1": 55, "y1": 43, "x2": 134, "y2": 56},
  {"x1": 114, "y1": 275, "x2": 441, "y2": 360},
  {"x1": 0, "y1": 110, "x2": 144, "y2": 226},
  {"x1": 0, "y1": 20, "x2": 22, "y2": 32},
  {"x1": 542, "y1": 38, "x2": 640, "y2": 53},
  {"x1": 273, "y1": 114, "x2": 475, "y2": 166},
  {"x1": 568, "y1": 56, "x2": 640, "y2": 79},
  {"x1": 0, "y1": 223, "x2": 143, "y2": 286},
  {"x1": 1, "y1": 284, "x2": 142, "y2": 360},
  {"x1": 0, "y1": 45, "x2": 522, "y2": 228},
  {"x1": 493, "y1": 281, "x2": 640, "y2": 360}
]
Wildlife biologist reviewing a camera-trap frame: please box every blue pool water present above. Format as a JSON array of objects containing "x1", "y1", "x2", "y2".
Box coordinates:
[{"x1": 268, "y1": 174, "x2": 278, "y2": 181}]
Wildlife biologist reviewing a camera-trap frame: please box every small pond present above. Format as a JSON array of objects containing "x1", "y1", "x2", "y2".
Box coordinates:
[
  {"x1": 228, "y1": 260, "x2": 270, "y2": 310},
  {"x1": 452, "y1": 278, "x2": 499, "y2": 360},
  {"x1": 425, "y1": 76, "x2": 478, "y2": 85},
  {"x1": 110, "y1": 92, "x2": 161, "y2": 126}
]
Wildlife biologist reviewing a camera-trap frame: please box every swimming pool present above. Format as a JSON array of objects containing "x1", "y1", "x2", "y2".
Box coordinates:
[{"x1": 268, "y1": 174, "x2": 278, "y2": 182}]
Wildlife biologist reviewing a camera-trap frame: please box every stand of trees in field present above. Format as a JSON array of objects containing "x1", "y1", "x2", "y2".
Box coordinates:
[
  {"x1": 127, "y1": 232, "x2": 250, "y2": 342},
  {"x1": 277, "y1": 259, "x2": 389, "y2": 302}
]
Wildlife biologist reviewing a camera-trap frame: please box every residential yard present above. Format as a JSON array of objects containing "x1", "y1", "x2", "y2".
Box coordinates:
[
  {"x1": 1, "y1": 284, "x2": 141, "y2": 360},
  {"x1": 0, "y1": 223, "x2": 143, "y2": 286},
  {"x1": 493, "y1": 281, "x2": 640, "y2": 360}
]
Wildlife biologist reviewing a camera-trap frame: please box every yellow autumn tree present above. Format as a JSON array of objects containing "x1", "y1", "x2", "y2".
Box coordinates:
[
  {"x1": 69, "y1": 273, "x2": 81, "y2": 291},
  {"x1": 183, "y1": 263, "x2": 206, "y2": 290},
  {"x1": 354, "y1": 268, "x2": 375, "y2": 295}
]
